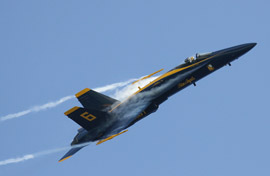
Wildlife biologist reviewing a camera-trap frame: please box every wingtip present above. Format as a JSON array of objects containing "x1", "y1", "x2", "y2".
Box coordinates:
[{"x1": 58, "y1": 156, "x2": 72, "y2": 163}]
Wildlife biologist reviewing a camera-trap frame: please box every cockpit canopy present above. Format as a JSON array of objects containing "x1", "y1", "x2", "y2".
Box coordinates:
[
  {"x1": 195, "y1": 52, "x2": 212, "y2": 60},
  {"x1": 174, "y1": 51, "x2": 213, "y2": 70}
]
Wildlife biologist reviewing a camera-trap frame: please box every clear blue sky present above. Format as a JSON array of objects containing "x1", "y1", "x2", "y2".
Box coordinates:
[{"x1": 0, "y1": 0, "x2": 269, "y2": 175}]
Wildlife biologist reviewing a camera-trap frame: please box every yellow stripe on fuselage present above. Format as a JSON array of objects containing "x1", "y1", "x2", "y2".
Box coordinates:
[{"x1": 109, "y1": 53, "x2": 220, "y2": 112}]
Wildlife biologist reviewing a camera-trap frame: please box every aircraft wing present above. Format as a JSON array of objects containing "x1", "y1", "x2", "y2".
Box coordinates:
[{"x1": 58, "y1": 146, "x2": 85, "y2": 162}]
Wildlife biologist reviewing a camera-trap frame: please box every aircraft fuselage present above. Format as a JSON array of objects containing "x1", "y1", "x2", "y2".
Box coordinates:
[{"x1": 72, "y1": 43, "x2": 256, "y2": 145}]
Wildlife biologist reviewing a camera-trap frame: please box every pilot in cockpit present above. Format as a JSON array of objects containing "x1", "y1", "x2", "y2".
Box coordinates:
[{"x1": 184, "y1": 56, "x2": 195, "y2": 64}]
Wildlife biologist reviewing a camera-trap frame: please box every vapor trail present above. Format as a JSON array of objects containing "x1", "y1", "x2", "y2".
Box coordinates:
[
  {"x1": 0, "y1": 96, "x2": 74, "y2": 122},
  {"x1": 0, "y1": 143, "x2": 90, "y2": 166},
  {"x1": 0, "y1": 78, "x2": 137, "y2": 122},
  {"x1": 0, "y1": 148, "x2": 67, "y2": 166},
  {"x1": 112, "y1": 76, "x2": 159, "y2": 101},
  {"x1": 0, "y1": 154, "x2": 34, "y2": 166}
]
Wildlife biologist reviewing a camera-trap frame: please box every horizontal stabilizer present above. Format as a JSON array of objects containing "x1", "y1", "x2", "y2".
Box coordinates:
[{"x1": 58, "y1": 146, "x2": 84, "y2": 162}]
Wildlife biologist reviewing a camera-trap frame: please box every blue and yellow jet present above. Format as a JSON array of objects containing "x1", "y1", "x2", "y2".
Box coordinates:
[{"x1": 59, "y1": 43, "x2": 256, "y2": 162}]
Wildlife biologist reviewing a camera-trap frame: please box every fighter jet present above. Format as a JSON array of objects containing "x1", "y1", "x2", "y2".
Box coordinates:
[{"x1": 59, "y1": 43, "x2": 256, "y2": 162}]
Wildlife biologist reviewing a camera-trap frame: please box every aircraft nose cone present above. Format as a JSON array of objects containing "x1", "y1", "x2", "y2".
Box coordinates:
[
  {"x1": 243, "y1": 43, "x2": 257, "y2": 52},
  {"x1": 223, "y1": 42, "x2": 257, "y2": 59},
  {"x1": 234, "y1": 43, "x2": 257, "y2": 56},
  {"x1": 249, "y1": 42, "x2": 257, "y2": 47},
  {"x1": 211, "y1": 43, "x2": 257, "y2": 64}
]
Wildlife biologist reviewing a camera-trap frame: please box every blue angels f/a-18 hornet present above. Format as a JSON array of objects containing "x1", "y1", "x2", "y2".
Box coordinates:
[{"x1": 59, "y1": 43, "x2": 256, "y2": 162}]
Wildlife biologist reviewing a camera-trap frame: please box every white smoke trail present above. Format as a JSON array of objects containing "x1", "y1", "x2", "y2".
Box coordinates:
[
  {"x1": 0, "y1": 154, "x2": 34, "y2": 166},
  {"x1": 0, "y1": 142, "x2": 91, "y2": 166},
  {"x1": 0, "y1": 148, "x2": 67, "y2": 166},
  {"x1": 93, "y1": 78, "x2": 136, "y2": 93},
  {"x1": 0, "y1": 78, "x2": 137, "y2": 122},
  {"x1": 0, "y1": 96, "x2": 75, "y2": 122}
]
